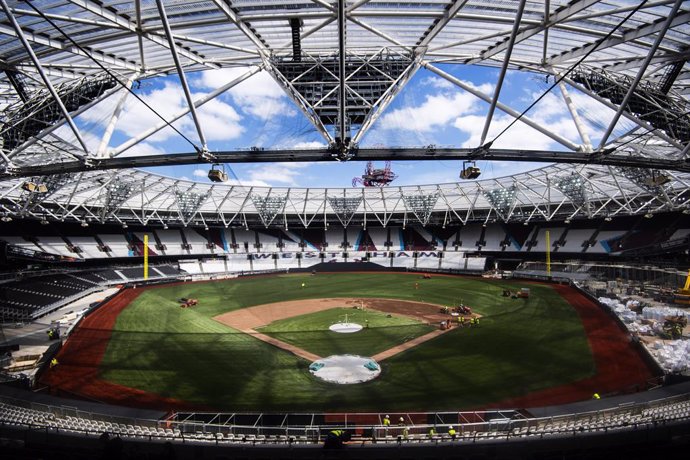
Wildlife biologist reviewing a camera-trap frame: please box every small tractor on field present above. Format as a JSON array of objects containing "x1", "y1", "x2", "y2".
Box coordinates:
[
  {"x1": 455, "y1": 304, "x2": 472, "y2": 315},
  {"x1": 503, "y1": 288, "x2": 530, "y2": 299},
  {"x1": 440, "y1": 304, "x2": 472, "y2": 315},
  {"x1": 180, "y1": 298, "x2": 198, "y2": 308}
]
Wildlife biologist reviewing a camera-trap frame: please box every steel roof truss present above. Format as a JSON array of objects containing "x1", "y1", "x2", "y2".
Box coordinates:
[{"x1": 547, "y1": 10, "x2": 690, "y2": 66}]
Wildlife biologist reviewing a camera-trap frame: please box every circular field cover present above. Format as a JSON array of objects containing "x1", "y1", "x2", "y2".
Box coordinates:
[
  {"x1": 329, "y1": 322, "x2": 363, "y2": 333},
  {"x1": 310, "y1": 355, "x2": 381, "y2": 384}
]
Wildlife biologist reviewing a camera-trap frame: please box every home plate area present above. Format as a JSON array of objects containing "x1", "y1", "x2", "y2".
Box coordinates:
[{"x1": 309, "y1": 355, "x2": 381, "y2": 384}]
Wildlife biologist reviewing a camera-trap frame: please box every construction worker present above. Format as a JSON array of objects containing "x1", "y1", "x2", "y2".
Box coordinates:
[
  {"x1": 383, "y1": 415, "x2": 391, "y2": 426},
  {"x1": 324, "y1": 429, "x2": 350, "y2": 449},
  {"x1": 396, "y1": 417, "x2": 407, "y2": 445},
  {"x1": 428, "y1": 426, "x2": 437, "y2": 437},
  {"x1": 448, "y1": 425, "x2": 457, "y2": 440}
]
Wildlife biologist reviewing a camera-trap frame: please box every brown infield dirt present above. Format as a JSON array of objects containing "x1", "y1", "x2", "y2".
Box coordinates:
[
  {"x1": 213, "y1": 297, "x2": 467, "y2": 362},
  {"x1": 39, "y1": 276, "x2": 660, "y2": 412}
]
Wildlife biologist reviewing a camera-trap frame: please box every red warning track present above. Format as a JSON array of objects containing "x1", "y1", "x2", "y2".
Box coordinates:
[
  {"x1": 485, "y1": 284, "x2": 659, "y2": 410},
  {"x1": 39, "y1": 288, "x2": 202, "y2": 411},
  {"x1": 40, "y1": 278, "x2": 660, "y2": 412}
]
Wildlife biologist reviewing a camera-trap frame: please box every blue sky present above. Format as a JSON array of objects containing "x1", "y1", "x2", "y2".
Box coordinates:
[{"x1": 70, "y1": 64, "x2": 629, "y2": 188}]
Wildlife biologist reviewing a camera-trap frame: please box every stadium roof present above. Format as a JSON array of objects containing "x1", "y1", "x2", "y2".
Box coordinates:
[{"x1": 0, "y1": 0, "x2": 689, "y2": 225}]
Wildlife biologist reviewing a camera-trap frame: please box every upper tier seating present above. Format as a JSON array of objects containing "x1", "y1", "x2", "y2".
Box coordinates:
[
  {"x1": 481, "y1": 225, "x2": 505, "y2": 251},
  {"x1": 256, "y1": 230, "x2": 280, "y2": 252},
  {"x1": 68, "y1": 236, "x2": 103, "y2": 259},
  {"x1": 233, "y1": 229, "x2": 256, "y2": 252},
  {"x1": 155, "y1": 230, "x2": 185, "y2": 256},
  {"x1": 97, "y1": 234, "x2": 131, "y2": 257},
  {"x1": 34, "y1": 237, "x2": 74, "y2": 257},
  {"x1": 3, "y1": 211, "x2": 689, "y2": 261},
  {"x1": 458, "y1": 224, "x2": 481, "y2": 251},
  {"x1": 325, "y1": 227, "x2": 344, "y2": 249},
  {"x1": 367, "y1": 228, "x2": 388, "y2": 251},
  {"x1": 183, "y1": 229, "x2": 214, "y2": 255}
]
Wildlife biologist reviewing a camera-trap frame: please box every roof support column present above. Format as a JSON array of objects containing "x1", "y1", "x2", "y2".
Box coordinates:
[
  {"x1": 337, "y1": 0, "x2": 348, "y2": 146},
  {"x1": 155, "y1": 0, "x2": 208, "y2": 155},
  {"x1": 98, "y1": 73, "x2": 139, "y2": 158},
  {"x1": 541, "y1": 0, "x2": 550, "y2": 64},
  {"x1": 479, "y1": 0, "x2": 526, "y2": 146},
  {"x1": 680, "y1": 142, "x2": 690, "y2": 157},
  {"x1": 558, "y1": 81, "x2": 593, "y2": 152},
  {"x1": 597, "y1": 0, "x2": 684, "y2": 149}
]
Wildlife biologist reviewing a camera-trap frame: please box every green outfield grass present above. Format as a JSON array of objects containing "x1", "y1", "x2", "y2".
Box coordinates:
[
  {"x1": 256, "y1": 307, "x2": 434, "y2": 357},
  {"x1": 98, "y1": 273, "x2": 595, "y2": 411}
]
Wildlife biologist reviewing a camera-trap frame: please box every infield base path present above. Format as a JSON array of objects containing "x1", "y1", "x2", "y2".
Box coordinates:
[{"x1": 213, "y1": 297, "x2": 468, "y2": 362}]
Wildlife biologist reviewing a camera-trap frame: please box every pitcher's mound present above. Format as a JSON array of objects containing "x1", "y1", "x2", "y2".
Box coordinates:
[
  {"x1": 309, "y1": 355, "x2": 381, "y2": 384},
  {"x1": 329, "y1": 322, "x2": 363, "y2": 333}
]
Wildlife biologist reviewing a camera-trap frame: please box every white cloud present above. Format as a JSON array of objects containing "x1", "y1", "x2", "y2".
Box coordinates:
[
  {"x1": 420, "y1": 76, "x2": 455, "y2": 90},
  {"x1": 197, "y1": 68, "x2": 295, "y2": 121},
  {"x1": 396, "y1": 168, "x2": 459, "y2": 186},
  {"x1": 117, "y1": 83, "x2": 189, "y2": 142},
  {"x1": 379, "y1": 81, "x2": 493, "y2": 133},
  {"x1": 199, "y1": 68, "x2": 285, "y2": 98},
  {"x1": 455, "y1": 113, "x2": 566, "y2": 150},
  {"x1": 242, "y1": 162, "x2": 310, "y2": 187},
  {"x1": 289, "y1": 140, "x2": 325, "y2": 149},
  {"x1": 78, "y1": 82, "x2": 245, "y2": 151},
  {"x1": 117, "y1": 141, "x2": 167, "y2": 158},
  {"x1": 194, "y1": 96, "x2": 244, "y2": 141},
  {"x1": 193, "y1": 169, "x2": 207, "y2": 177}
]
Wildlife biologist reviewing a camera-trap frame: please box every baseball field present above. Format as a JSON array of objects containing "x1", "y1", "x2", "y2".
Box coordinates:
[{"x1": 40, "y1": 272, "x2": 657, "y2": 412}]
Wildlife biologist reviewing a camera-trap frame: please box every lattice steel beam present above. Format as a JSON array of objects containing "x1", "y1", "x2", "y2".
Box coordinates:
[
  {"x1": 251, "y1": 194, "x2": 286, "y2": 227},
  {"x1": 615, "y1": 167, "x2": 671, "y2": 196},
  {"x1": 484, "y1": 185, "x2": 517, "y2": 221},
  {"x1": 402, "y1": 192, "x2": 439, "y2": 226},
  {"x1": 327, "y1": 196, "x2": 362, "y2": 227},
  {"x1": 554, "y1": 173, "x2": 589, "y2": 209},
  {"x1": 18, "y1": 172, "x2": 73, "y2": 214},
  {"x1": 175, "y1": 188, "x2": 209, "y2": 225},
  {"x1": 7, "y1": 145, "x2": 690, "y2": 179},
  {"x1": 100, "y1": 178, "x2": 136, "y2": 221}
]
